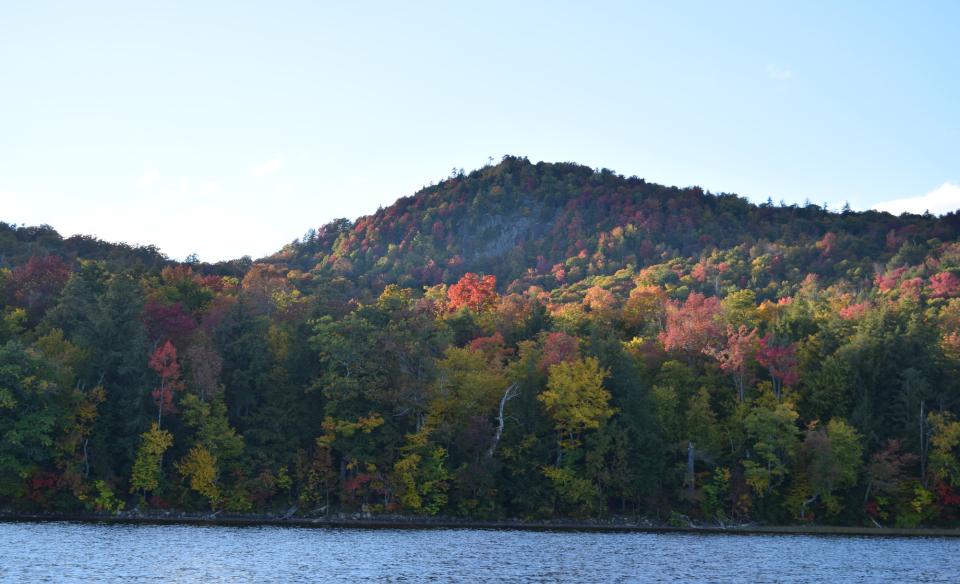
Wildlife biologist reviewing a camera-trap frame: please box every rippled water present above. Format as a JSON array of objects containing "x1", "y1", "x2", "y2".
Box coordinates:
[{"x1": 1, "y1": 521, "x2": 958, "y2": 583}]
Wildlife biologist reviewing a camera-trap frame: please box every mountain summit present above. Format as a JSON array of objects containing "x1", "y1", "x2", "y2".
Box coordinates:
[{"x1": 271, "y1": 156, "x2": 958, "y2": 297}]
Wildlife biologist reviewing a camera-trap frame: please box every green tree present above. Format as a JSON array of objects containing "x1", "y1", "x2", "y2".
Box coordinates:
[
  {"x1": 742, "y1": 390, "x2": 800, "y2": 497},
  {"x1": 392, "y1": 446, "x2": 450, "y2": 515},
  {"x1": 928, "y1": 411, "x2": 960, "y2": 487},
  {"x1": 0, "y1": 341, "x2": 65, "y2": 499},
  {"x1": 790, "y1": 418, "x2": 862, "y2": 518},
  {"x1": 181, "y1": 394, "x2": 244, "y2": 465},
  {"x1": 76, "y1": 273, "x2": 150, "y2": 482}
]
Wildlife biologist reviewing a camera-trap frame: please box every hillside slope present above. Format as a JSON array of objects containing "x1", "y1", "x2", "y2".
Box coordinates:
[
  {"x1": 272, "y1": 156, "x2": 959, "y2": 298},
  {"x1": 2, "y1": 157, "x2": 960, "y2": 526}
]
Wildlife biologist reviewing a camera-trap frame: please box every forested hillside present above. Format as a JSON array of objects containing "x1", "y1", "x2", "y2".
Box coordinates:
[{"x1": 3, "y1": 157, "x2": 960, "y2": 526}]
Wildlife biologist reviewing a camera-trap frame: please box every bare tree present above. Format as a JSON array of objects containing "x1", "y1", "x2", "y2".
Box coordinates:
[{"x1": 487, "y1": 383, "x2": 518, "y2": 458}]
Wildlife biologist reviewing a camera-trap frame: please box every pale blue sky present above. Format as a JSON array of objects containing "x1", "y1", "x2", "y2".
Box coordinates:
[{"x1": 2, "y1": 1, "x2": 958, "y2": 261}]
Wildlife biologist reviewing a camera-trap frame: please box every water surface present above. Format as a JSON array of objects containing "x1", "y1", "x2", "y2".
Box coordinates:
[{"x1": 1, "y1": 521, "x2": 957, "y2": 582}]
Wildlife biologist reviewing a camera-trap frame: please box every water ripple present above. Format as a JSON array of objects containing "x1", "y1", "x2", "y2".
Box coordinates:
[{"x1": 0, "y1": 522, "x2": 958, "y2": 583}]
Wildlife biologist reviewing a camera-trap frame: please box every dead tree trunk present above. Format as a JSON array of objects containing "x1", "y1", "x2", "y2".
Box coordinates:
[
  {"x1": 487, "y1": 383, "x2": 518, "y2": 458},
  {"x1": 920, "y1": 401, "x2": 928, "y2": 486}
]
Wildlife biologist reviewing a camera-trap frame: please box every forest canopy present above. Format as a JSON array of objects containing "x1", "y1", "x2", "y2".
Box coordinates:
[{"x1": 2, "y1": 157, "x2": 960, "y2": 527}]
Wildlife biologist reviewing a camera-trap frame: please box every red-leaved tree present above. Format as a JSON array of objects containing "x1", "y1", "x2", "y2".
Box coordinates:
[
  {"x1": 704, "y1": 325, "x2": 758, "y2": 402},
  {"x1": 149, "y1": 340, "x2": 184, "y2": 428},
  {"x1": 929, "y1": 272, "x2": 960, "y2": 299},
  {"x1": 143, "y1": 299, "x2": 198, "y2": 347},
  {"x1": 538, "y1": 332, "x2": 580, "y2": 373},
  {"x1": 9, "y1": 255, "x2": 71, "y2": 320},
  {"x1": 659, "y1": 292, "x2": 722, "y2": 359},
  {"x1": 756, "y1": 335, "x2": 799, "y2": 400},
  {"x1": 448, "y1": 273, "x2": 497, "y2": 312}
]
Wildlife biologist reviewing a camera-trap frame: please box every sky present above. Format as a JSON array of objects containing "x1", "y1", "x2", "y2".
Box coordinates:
[{"x1": 2, "y1": 1, "x2": 958, "y2": 262}]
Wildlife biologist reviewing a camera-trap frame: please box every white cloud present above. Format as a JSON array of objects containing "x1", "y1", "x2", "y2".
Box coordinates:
[
  {"x1": 873, "y1": 182, "x2": 960, "y2": 216},
  {"x1": 766, "y1": 64, "x2": 794, "y2": 81},
  {"x1": 252, "y1": 155, "x2": 284, "y2": 177}
]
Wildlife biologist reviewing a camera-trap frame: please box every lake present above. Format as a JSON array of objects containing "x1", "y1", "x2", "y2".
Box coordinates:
[{"x1": 1, "y1": 521, "x2": 957, "y2": 582}]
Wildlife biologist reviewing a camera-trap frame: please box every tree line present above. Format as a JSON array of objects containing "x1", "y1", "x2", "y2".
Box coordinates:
[{"x1": 1, "y1": 158, "x2": 959, "y2": 526}]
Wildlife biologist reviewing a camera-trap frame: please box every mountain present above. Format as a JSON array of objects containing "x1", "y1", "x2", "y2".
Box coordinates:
[
  {"x1": 270, "y1": 156, "x2": 959, "y2": 298},
  {"x1": 2, "y1": 157, "x2": 960, "y2": 527}
]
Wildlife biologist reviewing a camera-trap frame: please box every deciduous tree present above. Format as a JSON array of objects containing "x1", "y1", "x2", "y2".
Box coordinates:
[
  {"x1": 149, "y1": 341, "x2": 184, "y2": 428},
  {"x1": 447, "y1": 273, "x2": 497, "y2": 312}
]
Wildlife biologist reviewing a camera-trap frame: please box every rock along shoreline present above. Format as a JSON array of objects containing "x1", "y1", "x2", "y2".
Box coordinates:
[{"x1": 1, "y1": 512, "x2": 958, "y2": 538}]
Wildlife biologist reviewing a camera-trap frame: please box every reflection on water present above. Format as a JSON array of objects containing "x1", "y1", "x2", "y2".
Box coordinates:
[{"x1": 1, "y1": 521, "x2": 958, "y2": 583}]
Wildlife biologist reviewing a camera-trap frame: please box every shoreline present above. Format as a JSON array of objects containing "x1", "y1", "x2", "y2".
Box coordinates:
[{"x1": 1, "y1": 512, "x2": 958, "y2": 537}]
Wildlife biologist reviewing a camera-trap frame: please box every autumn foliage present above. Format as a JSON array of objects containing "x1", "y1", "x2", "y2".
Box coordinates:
[
  {"x1": 756, "y1": 335, "x2": 800, "y2": 399},
  {"x1": 447, "y1": 272, "x2": 497, "y2": 312},
  {"x1": 149, "y1": 341, "x2": 184, "y2": 426},
  {"x1": 659, "y1": 292, "x2": 722, "y2": 356},
  {"x1": 3, "y1": 158, "x2": 960, "y2": 527}
]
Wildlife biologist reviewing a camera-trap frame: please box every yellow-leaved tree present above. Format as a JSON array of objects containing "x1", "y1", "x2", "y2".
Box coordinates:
[
  {"x1": 538, "y1": 357, "x2": 614, "y2": 464},
  {"x1": 130, "y1": 423, "x2": 173, "y2": 500},
  {"x1": 176, "y1": 445, "x2": 221, "y2": 510},
  {"x1": 537, "y1": 356, "x2": 614, "y2": 514}
]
